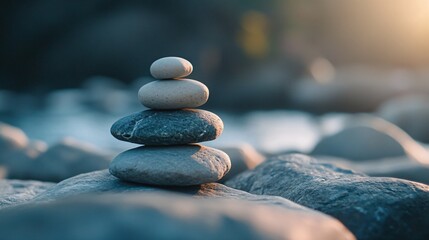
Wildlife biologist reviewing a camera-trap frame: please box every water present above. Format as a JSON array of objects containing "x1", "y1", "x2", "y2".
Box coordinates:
[{"x1": 4, "y1": 108, "x2": 324, "y2": 154}]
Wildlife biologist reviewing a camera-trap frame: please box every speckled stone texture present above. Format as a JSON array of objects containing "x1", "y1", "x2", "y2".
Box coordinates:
[
  {"x1": 109, "y1": 145, "x2": 231, "y2": 186},
  {"x1": 150, "y1": 56, "x2": 193, "y2": 79},
  {"x1": 110, "y1": 109, "x2": 223, "y2": 145},
  {"x1": 0, "y1": 179, "x2": 54, "y2": 209},
  {"x1": 226, "y1": 154, "x2": 429, "y2": 240}
]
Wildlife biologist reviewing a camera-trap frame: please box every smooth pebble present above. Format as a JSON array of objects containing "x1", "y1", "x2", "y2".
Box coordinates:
[
  {"x1": 109, "y1": 144, "x2": 231, "y2": 186},
  {"x1": 110, "y1": 109, "x2": 223, "y2": 145},
  {"x1": 138, "y1": 79, "x2": 209, "y2": 109},
  {"x1": 150, "y1": 57, "x2": 193, "y2": 79}
]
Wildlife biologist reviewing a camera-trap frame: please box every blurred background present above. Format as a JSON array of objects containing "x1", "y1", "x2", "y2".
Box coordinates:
[{"x1": 2, "y1": 0, "x2": 429, "y2": 153}]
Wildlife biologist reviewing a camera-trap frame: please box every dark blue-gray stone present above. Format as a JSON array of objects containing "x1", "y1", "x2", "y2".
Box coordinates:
[
  {"x1": 110, "y1": 109, "x2": 223, "y2": 145},
  {"x1": 225, "y1": 154, "x2": 429, "y2": 240}
]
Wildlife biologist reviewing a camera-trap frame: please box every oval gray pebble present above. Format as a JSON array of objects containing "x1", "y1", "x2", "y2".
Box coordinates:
[
  {"x1": 109, "y1": 144, "x2": 231, "y2": 186},
  {"x1": 110, "y1": 109, "x2": 223, "y2": 145},
  {"x1": 150, "y1": 57, "x2": 193, "y2": 79},
  {"x1": 138, "y1": 79, "x2": 209, "y2": 109}
]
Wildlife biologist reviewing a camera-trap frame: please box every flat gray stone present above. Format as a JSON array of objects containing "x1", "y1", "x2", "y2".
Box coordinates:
[
  {"x1": 226, "y1": 154, "x2": 429, "y2": 240},
  {"x1": 110, "y1": 109, "x2": 223, "y2": 145},
  {"x1": 0, "y1": 192, "x2": 355, "y2": 240},
  {"x1": 109, "y1": 145, "x2": 231, "y2": 186}
]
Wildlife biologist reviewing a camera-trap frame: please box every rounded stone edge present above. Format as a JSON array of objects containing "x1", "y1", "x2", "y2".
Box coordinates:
[
  {"x1": 150, "y1": 57, "x2": 193, "y2": 80},
  {"x1": 110, "y1": 109, "x2": 225, "y2": 145},
  {"x1": 109, "y1": 145, "x2": 232, "y2": 186},
  {"x1": 137, "y1": 79, "x2": 209, "y2": 110},
  {"x1": 205, "y1": 111, "x2": 224, "y2": 141}
]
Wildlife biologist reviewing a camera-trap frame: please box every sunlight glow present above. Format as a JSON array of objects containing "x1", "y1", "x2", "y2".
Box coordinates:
[{"x1": 238, "y1": 11, "x2": 269, "y2": 58}]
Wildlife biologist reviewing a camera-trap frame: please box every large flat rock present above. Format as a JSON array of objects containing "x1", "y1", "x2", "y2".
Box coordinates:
[
  {"x1": 0, "y1": 192, "x2": 354, "y2": 240},
  {"x1": 0, "y1": 169, "x2": 355, "y2": 240}
]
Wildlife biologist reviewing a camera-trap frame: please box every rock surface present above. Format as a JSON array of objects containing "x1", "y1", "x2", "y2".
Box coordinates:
[
  {"x1": 318, "y1": 156, "x2": 429, "y2": 185},
  {"x1": 150, "y1": 56, "x2": 193, "y2": 79},
  {"x1": 110, "y1": 145, "x2": 231, "y2": 186},
  {"x1": 0, "y1": 179, "x2": 54, "y2": 209},
  {"x1": 25, "y1": 138, "x2": 113, "y2": 182},
  {"x1": 33, "y1": 170, "x2": 303, "y2": 207},
  {"x1": 226, "y1": 154, "x2": 429, "y2": 240},
  {"x1": 138, "y1": 79, "x2": 209, "y2": 109},
  {"x1": 218, "y1": 144, "x2": 265, "y2": 182},
  {"x1": 0, "y1": 192, "x2": 355, "y2": 240},
  {"x1": 28, "y1": 169, "x2": 355, "y2": 240},
  {"x1": 111, "y1": 109, "x2": 223, "y2": 145}
]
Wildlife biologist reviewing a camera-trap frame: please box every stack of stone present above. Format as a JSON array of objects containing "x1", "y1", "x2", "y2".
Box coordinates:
[{"x1": 109, "y1": 57, "x2": 231, "y2": 186}]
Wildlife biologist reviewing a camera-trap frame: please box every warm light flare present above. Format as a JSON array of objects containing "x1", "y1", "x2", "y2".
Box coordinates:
[{"x1": 238, "y1": 11, "x2": 269, "y2": 58}]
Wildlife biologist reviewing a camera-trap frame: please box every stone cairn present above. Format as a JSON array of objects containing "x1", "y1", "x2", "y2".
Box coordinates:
[{"x1": 109, "y1": 57, "x2": 231, "y2": 186}]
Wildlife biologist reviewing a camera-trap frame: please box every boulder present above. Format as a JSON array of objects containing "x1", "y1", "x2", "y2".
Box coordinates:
[
  {"x1": 226, "y1": 154, "x2": 429, "y2": 240},
  {"x1": 312, "y1": 115, "x2": 429, "y2": 164}
]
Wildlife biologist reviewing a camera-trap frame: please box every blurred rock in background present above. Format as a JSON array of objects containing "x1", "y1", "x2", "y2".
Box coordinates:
[
  {"x1": 377, "y1": 94, "x2": 429, "y2": 143},
  {"x1": 2, "y1": 1, "x2": 429, "y2": 112}
]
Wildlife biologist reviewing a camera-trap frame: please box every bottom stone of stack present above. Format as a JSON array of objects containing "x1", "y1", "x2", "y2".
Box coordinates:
[{"x1": 109, "y1": 144, "x2": 231, "y2": 186}]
